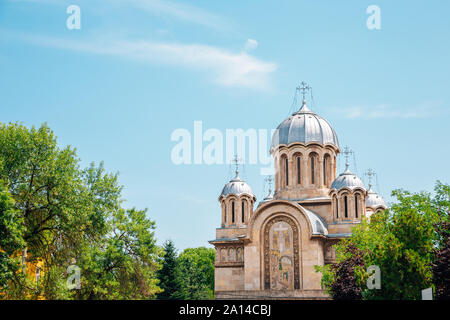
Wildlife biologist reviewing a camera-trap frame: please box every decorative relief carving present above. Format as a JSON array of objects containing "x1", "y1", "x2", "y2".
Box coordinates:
[
  {"x1": 264, "y1": 216, "x2": 300, "y2": 290},
  {"x1": 215, "y1": 244, "x2": 244, "y2": 267}
]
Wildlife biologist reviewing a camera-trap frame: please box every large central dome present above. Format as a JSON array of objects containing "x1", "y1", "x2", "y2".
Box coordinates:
[{"x1": 271, "y1": 101, "x2": 339, "y2": 152}]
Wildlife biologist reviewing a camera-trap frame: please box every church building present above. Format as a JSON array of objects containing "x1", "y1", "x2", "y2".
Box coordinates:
[{"x1": 209, "y1": 84, "x2": 387, "y2": 299}]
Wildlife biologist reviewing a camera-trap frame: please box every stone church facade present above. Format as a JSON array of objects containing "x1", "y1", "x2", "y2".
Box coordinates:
[{"x1": 209, "y1": 89, "x2": 387, "y2": 299}]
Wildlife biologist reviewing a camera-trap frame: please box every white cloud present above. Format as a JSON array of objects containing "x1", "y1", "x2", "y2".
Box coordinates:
[
  {"x1": 19, "y1": 34, "x2": 277, "y2": 90},
  {"x1": 244, "y1": 39, "x2": 258, "y2": 52},
  {"x1": 8, "y1": 0, "x2": 230, "y2": 30}
]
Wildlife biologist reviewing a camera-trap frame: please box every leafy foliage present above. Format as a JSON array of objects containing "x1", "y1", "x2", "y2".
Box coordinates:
[
  {"x1": 0, "y1": 181, "x2": 25, "y2": 288},
  {"x1": 177, "y1": 247, "x2": 215, "y2": 300},
  {"x1": 317, "y1": 181, "x2": 449, "y2": 300},
  {"x1": 0, "y1": 123, "x2": 162, "y2": 299},
  {"x1": 156, "y1": 244, "x2": 215, "y2": 300}
]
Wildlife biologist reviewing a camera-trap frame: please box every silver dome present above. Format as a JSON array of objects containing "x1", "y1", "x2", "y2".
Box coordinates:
[
  {"x1": 271, "y1": 102, "x2": 339, "y2": 152},
  {"x1": 220, "y1": 175, "x2": 255, "y2": 199},
  {"x1": 366, "y1": 188, "x2": 387, "y2": 209},
  {"x1": 331, "y1": 167, "x2": 365, "y2": 191},
  {"x1": 303, "y1": 208, "x2": 328, "y2": 236}
]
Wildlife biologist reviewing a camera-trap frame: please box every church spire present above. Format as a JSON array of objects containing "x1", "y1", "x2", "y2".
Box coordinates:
[
  {"x1": 365, "y1": 168, "x2": 375, "y2": 190},
  {"x1": 296, "y1": 81, "x2": 311, "y2": 111},
  {"x1": 232, "y1": 154, "x2": 241, "y2": 179},
  {"x1": 342, "y1": 146, "x2": 353, "y2": 172}
]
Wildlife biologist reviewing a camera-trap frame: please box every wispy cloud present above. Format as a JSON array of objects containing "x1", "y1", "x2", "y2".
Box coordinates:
[
  {"x1": 124, "y1": 0, "x2": 229, "y2": 30},
  {"x1": 332, "y1": 102, "x2": 445, "y2": 119},
  {"x1": 15, "y1": 33, "x2": 277, "y2": 90},
  {"x1": 8, "y1": 0, "x2": 230, "y2": 30}
]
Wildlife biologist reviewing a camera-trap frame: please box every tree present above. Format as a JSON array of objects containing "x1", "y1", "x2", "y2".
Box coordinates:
[
  {"x1": 177, "y1": 247, "x2": 215, "y2": 300},
  {"x1": 0, "y1": 181, "x2": 25, "y2": 288},
  {"x1": 0, "y1": 123, "x2": 162, "y2": 299},
  {"x1": 157, "y1": 240, "x2": 181, "y2": 299},
  {"x1": 432, "y1": 181, "x2": 450, "y2": 300},
  {"x1": 317, "y1": 181, "x2": 449, "y2": 300},
  {"x1": 328, "y1": 244, "x2": 365, "y2": 300}
]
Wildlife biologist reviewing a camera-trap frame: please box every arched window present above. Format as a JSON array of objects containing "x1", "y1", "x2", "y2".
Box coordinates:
[
  {"x1": 280, "y1": 155, "x2": 288, "y2": 188},
  {"x1": 297, "y1": 156, "x2": 301, "y2": 185},
  {"x1": 224, "y1": 203, "x2": 227, "y2": 223},
  {"x1": 311, "y1": 155, "x2": 315, "y2": 185},
  {"x1": 344, "y1": 196, "x2": 348, "y2": 218},
  {"x1": 285, "y1": 157, "x2": 289, "y2": 186},
  {"x1": 355, "y1": 194, "x2": 359, "y2": 218},
  {"x1": 334, "y1": 196, "x2": 338, "y2": 218},
  {"x1": 231, "y1": 201, "x2": 235, "y2": 223},
  {"x1": 241, "y1": 200, "x2": 245, "y2": 223}
]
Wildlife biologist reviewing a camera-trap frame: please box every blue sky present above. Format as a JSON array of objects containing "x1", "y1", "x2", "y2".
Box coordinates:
[{"x1": 1, "y1": 0, "x2": 449, "y2": 249}]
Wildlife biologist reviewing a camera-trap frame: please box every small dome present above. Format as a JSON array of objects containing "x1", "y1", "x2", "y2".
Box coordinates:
[
  {"x1": 366, "y1": 188, "x2": 387, "y2": 210},
  {"x1": 220, "y1": 175, "x2": 255, "y2": 199},
  {"x1": 271, "y1": 101, "x2": 339, "y2": 152},
  {"x1": 331, "y1": 167, "x2": 365, "y2": 191}
]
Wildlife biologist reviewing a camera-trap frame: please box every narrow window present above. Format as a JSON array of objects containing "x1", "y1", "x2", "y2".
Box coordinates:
[
  {"x1": 311, "y1": 156, "x2": 315, "y2": 185},
  {"x1": 232, "y1": 201, "x2": 235, "y2": 223},
  {"x1": 323, "y1": 157, "x2": 327, "y2": 185},
  {"x1": 297, "y1": 156, "x2": 301, "y2": 184},
  {"x1": 285, "y1": 157, "x2": 289, "y2": 186},
  {"x1": 355, "y1": 194, "x2": 359, "y2": 218},
  {"x1": 241, "y1": 201, "x2": 245, "y2": 223},
  {"x1": 344, "y1": 196, "x2": 348, "y2": 218},
  {"x1": 224, "y1": 204, "x2": 227, "y2": 223},
  {"x1": 335, "y1": 197, "x2": 338, "y2": 218}
]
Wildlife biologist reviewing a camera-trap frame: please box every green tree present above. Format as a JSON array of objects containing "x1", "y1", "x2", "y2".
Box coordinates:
[
  {"x1": 317, "y1": 181, "x2": 449, "y2": 300},
  {"x1": 157, "y1": 240, "x2": 181, "y2": 299},
  {"x1": 0, "y1": 180, "x2": 25, "y2": 288},
  {"x1": 0, "y1": 123, "x2": 162, "y2": 299},
  {"x1": 177, "y1": 247, "x2": 215, "y2": 300}
]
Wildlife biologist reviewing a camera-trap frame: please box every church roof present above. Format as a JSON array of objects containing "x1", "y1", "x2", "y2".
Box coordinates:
[
  {"x1": 365, "y1": 187, "x2": 387, "y2": 210},
  {"x1": 219, "y1": 174, "x2": 256, "y2": 200},
  {"x1": 330, "y1": 166, "x2": 365, "y2": 191},
  {"x1": 302, "y1": 207, "x2": 328, "y2": 236},
  {"x1": 271, "y1": 101, "x2": 339, "y2": 152}
]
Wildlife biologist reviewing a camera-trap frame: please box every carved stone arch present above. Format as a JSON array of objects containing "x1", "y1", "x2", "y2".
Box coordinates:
[
  {"x1": 263, "y1": 215, "x2": 300, "y2": 290},
  {"x1": 280, "y1": 153, "x2": 289, "y2": 188},
  {"x1": 228, "y1": 247, "x2": 235, "y2": 262},
  {"x1": 292, "y1": 151, "x2": 303, "y2": 186},
  {"x1": 308, "y1": 151, "x2": 319, "y2": 186},
  {"x1": 220, "y1": 248, "x2": 227, "y2": 262}
]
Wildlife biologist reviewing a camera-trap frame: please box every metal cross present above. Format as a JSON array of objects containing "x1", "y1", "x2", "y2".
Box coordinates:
[
  {"x1": 296, "y1": 81, "x2": 311, "y2": 102},
  {"x1": 342, "y1": 146, "x2": 353, "y2": 169},
  {"x1": 232, "y1": 155, "x2": 241, "y2": 176},
  {"x1": 366, "y1": 168, "x2": 375, "y2": 189}
]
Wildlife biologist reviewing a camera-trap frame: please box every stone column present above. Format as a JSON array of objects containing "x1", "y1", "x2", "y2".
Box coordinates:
[{"x1": 318, "y1": 157, "x2": 324, "y2": 189}]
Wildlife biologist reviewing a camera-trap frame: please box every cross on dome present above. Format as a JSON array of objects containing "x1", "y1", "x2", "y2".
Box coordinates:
[
  {"x1": 342, "y1": 146, "x2": 354, "y2": 171},
  {"x1": 296, "y1": 81, "x2": 311, "y2": 103},
  {"x1": 232, "y1": 155, "x2": 242, "y2": 177},
  {"x1": 366, "y1": 168, "x2": 376, "y2": 190}
]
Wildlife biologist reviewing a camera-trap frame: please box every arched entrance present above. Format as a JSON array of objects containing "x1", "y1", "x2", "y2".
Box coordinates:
[{"x1": 263, "y1": 215, "x2": 300, "y2": 290}]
